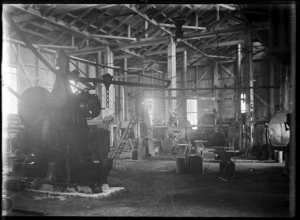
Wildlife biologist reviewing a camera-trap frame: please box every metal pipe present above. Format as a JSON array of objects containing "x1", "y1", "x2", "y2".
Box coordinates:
[
  {"x1": 164, "y1": 86, "x2": 277, "y2": 90},
  {"x1": 78, "y1": 77, "x2": 171, "y2": 89}
]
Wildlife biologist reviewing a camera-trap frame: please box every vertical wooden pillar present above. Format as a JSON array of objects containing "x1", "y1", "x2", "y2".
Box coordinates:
[
  {"x1": 128, "y1": 25, "x2": 131, "y2": 38},
  {"x1": 145, "y1": 21, "x2": 148, "y2": 38},
  {"x1": 213, "y1": 62, "x2": 219, "y2": 125},
  {"x1": 36, "y1": 49, "x2": 40, "y2": 86},
  {"x1": 236, "y1": 44, "x2": 243, "y2": 151},
  {"x1": 96, "y1": 52, "x2": 103, "y2": 119},
  {"x1": 195, "y1": 13, "x2": 198, "y2": 27},
  {"x1": 289, "y1": 4, "x2": 296, "y2": 216},
  {"x1": 181, "y1": 51, "x2": 187, "y2": 121},
  {"x1": 71, "y1": 35, "x2": 75, "y2": 47},
  {"x1": 102, "y1": 46, "x2": 115, "y2": 117},
  {"x1": 17, "y1": 43, "x2": 21, "y2": 93},
  {"x1": 269, "y1": 57, "x2": 275, "y2": 116},
  {"x1": 244, "y1": 32, "x2": 254, "y2": 153},
  {"x1": 122, "y1": 58, "x2": 128, "y2": 121},
  {"x1": 166, "y1": 36, "x2": 176, "y2": 120}
]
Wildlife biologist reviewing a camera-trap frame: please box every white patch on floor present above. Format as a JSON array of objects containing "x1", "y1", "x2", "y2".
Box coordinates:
[{"x1": 27, "y1": 187, "x2": 125, "y2": 199}]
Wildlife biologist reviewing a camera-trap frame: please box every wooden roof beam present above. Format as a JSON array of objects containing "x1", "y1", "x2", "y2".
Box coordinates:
[
  {"x1": 158, "y1": 23, "x2": 206, "y2": 30},
  {"x1": 65, "y1": 46, "x2": 104, "y2": 56},
  {"x1": 183, "y1": 23, "x2": 269, "y2": 40},
  {"x1": 107, "y1": 14, "x2": 135, "y2": 35},
  {"x1": 69, "y1": 7, "x2": 95, "y2": 26},
  {"x1": 218, "y1": 4, "x2": 236, "y2": 11},
  {"x1": 113, "y1": 38, "x2": 166, "y2": 50},
  {"x1": 79, "y1": 8, "x2": 111, "y2": 32},
  {"x1": 35, "y1": 44, "x2": 78, "y2": 50},
  {"x1": 198, "y1": 39, "x2": 244, "y2": 49},
  {"x1": 92, "y1": 34, "x2": 136, "y2": 41},
  {"x1": 7, "y1": 5, "x2": 110, "y2": 45}
]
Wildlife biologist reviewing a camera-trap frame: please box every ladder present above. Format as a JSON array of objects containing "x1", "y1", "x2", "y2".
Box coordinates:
[{"x1": 112, "y1": 114, "x2": 136, "y2": 168}]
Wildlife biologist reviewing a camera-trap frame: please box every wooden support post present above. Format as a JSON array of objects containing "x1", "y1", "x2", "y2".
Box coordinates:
[
  {"x1": 96, "y1": 52, "x2": 103, "y2": 120},
  {"x1": 182, "y1": 51, "x2": 187, "y2": 121},
  {"x1": 71, "y1": 34, "x2": 75, "y2": 47},
  {"x1": 102, "y1": 46, "x2": 115, "y2": 117},
  {"x1": 166, "y1": 36, "x2": 176, "y2": 121},
  {"x1": 214, "y1": 62, "x2": 219, "y2": 125},
  {"x1": 36, "y1": 48, "x2": 40, "y2": 86},
  {"x1": 145, "y1": 21, "x2": 148, "y2": 38},
  {"x1": 17, "y1": 43, "x2": 21, "y2": 92},
  {"x1": 236, "y1": 44, "x2": 243, "y2": 151},
  {"x1": 122, "y1": 58, "x2": 128, "y2": 121},
  {"x1": 245, "y1": 32, "x2": 254, "y2": 154},
  {"x1": 269, "y1": 57, "x2": 275, "y2": 116},
  {"x1": 128, "y1": 25, "x2": 131, "y2": 38}
]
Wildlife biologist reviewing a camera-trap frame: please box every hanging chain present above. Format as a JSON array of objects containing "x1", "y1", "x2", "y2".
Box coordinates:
[{"x1": 106, "y1": 88, "x2": 109, "y2": 108}]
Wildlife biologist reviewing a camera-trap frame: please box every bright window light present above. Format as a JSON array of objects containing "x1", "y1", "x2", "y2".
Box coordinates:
[
  {"x1": 143, "y1": 98, "x2": 154, "y2": 125},
  {"x1": 69, "y1": 80, "x2": 78, "y2": 93},
  {"x1": 187, "y1": 99, "x2": 197, "y2": 129},
  {"x1": 241, "y1": 93, "x2": 246, "y2": 113}
]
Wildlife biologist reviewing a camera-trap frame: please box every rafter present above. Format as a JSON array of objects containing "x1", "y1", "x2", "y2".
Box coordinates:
[
  {"x1": 92, "y1": 34, "x2": 136, "y2": 41},
  {"x1": 79, "y1": 8, "x2": 111, "y2": 32},
  {"x1": 6, "y1": 5, "x2": 110, "y2": 45},
  {"x1": 218, "y1": 4, "x2": 236, "y2": 11},
  {"x1": 113, "y1": 38, "x2": 166, "y2": 50},
  {"x1": 107, "y1": 14, "x2": 135, "y2": 35},
  {"x1": 69, "y1": 7, "x2": 94, "y2": 26}
]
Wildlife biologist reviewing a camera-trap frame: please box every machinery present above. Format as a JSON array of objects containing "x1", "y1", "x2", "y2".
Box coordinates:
[{"x1": 4, "y1": 15, "x2": 170, "y2": 193}]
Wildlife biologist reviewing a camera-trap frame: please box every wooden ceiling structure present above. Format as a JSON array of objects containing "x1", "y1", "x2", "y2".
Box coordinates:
[{"x1": 3, "y1": 4, "x2": 270, "y2": 69}]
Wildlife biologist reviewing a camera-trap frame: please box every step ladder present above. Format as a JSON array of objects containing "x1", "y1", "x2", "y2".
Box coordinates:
[{"x1": 112, "y1": 114, "x2": 136, "y2": 169}]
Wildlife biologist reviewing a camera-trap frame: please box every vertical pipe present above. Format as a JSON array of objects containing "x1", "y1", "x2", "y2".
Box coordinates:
[
  {"x1": 269, "y1": 57, "x2": 275, "y2": 116},
  {"x1": 166, "y1": 36, "x2": 176, "y2": 120},
  {"x1": 195, "y1": 12, "x2": 198, "y2": 27},
  {"x1": 182, "y1": 51, "x2": 187, "y2": 121},
  {"x1": 279, "y1": 64, "x2": 289, "y2": 111}
]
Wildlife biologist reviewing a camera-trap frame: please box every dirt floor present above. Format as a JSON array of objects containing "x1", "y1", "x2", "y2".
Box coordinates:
[{"x1": 3, "y1": 152, "x2": 292, "y2": 217}]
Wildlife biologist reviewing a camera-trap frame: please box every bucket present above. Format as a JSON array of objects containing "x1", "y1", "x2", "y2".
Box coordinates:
[{"x1": 176, "y1": 157, "x2": 186, "y2": 174}]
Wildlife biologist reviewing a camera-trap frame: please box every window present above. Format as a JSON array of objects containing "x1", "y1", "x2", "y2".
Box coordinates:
[
  {"x1": 187, "y1": 99, "x2": 197, "y2": 129},
  {"x1": 241, "y1": 93, "x2": 246, "y2": 113},
  {"x1": 2, "y1": 66, "x2": 18, "y2": 114},
  {"x1": 143, "y1": 98, "x2": 154, "y2": 125}
]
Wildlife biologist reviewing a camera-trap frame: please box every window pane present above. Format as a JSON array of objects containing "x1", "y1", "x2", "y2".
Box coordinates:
[
  {"x1": 3, "y1": 66, "x2": 18, "y2": 114},
  {"x1": 241, "y1": 93, "x2": 246, "y2": 113},
  {"x1": 187, "y1": 99, "x2": 197, "y2": 112},
  {"x1": 187, "y1": 113, "x2": 197, "y2": 126}
]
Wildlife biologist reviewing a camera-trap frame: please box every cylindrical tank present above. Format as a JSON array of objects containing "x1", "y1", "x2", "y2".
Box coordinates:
[{"x1": 268, "y1": 111, "x2": 290, "y2": 146}]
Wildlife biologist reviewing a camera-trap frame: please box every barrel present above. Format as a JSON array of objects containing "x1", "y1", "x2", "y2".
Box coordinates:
[{"x1": 176, "y1": 157, "x2": 186, "y2": 174}]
